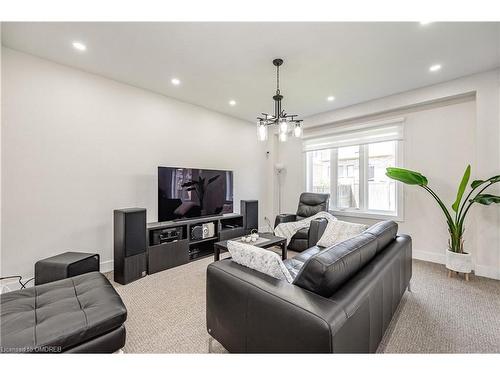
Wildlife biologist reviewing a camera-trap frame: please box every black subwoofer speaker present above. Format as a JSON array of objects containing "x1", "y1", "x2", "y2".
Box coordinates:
[
  {"x1": 114, "y1": 208, "x2": 147, "y2": 285},
  {"x1": 34, "y1": 252, "x2": 100, "y2": 285},
  {"x1": 66, "y1": 255, "x2": 100, "y2": 278},
  {"x1": 241, "y1": 200, "x2": 258, "y2": 234}
]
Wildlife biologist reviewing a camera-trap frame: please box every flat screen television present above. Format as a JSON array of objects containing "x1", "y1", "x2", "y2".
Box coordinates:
[{"x1": 158, "y1": 166, "x2": 234, "y2": 222}]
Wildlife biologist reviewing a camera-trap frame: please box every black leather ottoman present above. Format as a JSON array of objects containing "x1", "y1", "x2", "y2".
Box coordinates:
[{"x1": 0, "y1": 272, "x2": 127, "y2": 353}]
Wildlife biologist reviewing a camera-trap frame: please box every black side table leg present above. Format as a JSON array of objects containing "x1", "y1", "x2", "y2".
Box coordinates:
[
  {"x1": 281, "y1": 241, "x2": 287, "y2": 260},
  {"x1": 214, "y1": 246, "x2": 220, "y2": 262}
]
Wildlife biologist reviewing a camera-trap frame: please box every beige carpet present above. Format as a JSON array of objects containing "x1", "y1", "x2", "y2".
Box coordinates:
[{"x1": 109, "y1": 252, "x2": 500, "y2": 353}]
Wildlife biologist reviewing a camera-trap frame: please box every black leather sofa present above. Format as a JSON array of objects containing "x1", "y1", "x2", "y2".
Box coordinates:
[
  {"x1": 206, "y1": 220, "x2": 412, "y2": 353},
  {"x1": 0, "y1": 272, "x2": 127, "y2": 353},
  {"x1": 275, "y1": 192, "x2": 330, "y2": 252}
]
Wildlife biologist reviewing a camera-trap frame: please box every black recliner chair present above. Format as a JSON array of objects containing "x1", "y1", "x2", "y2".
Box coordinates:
[{"x1": 274, "y1": 192, "x2": 330, "y2": 252}]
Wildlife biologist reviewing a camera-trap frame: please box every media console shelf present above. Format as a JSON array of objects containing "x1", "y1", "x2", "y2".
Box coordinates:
[{"x1": 146, "y1": 213, "x2": 244, "y2": 274}]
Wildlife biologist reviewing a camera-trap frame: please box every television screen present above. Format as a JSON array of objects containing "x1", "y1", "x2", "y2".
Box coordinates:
[{"x1": 158, "y1": 167, "x2": 234, "y2": 222}]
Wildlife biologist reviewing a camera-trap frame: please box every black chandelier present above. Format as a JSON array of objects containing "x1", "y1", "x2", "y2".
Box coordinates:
[{"x1": 257, "y1": 58, "x2": 303, "y2": 142}]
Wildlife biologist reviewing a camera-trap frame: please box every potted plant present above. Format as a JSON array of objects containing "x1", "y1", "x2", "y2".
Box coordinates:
[{"x1": 386, "y1": 165, "x2": 500, "y2": 280}]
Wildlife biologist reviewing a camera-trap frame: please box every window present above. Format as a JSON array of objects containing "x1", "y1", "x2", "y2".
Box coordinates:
[
  {"x1": 304, "y1": 119, "x2": 403, "y2": 219},
  {"x1": 337, "y1": 146, "x2": 359, "y2": 209},
  {"x1": 368, "y1": 141, "x2": 396, "y2": 211},
  {"x1": 306, "y1": 149, "x2": 331, "y2": 194},
  {"x1": 368, "y1": 165, "x2": 375, "y2": 181}
]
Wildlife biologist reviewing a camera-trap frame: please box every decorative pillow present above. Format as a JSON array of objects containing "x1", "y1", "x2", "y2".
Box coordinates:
[
  {"x1": 227, "y1": 241, "x2": 293, "y2": 283},
  {"x1": 317, "y1": 219, "x2": 369, "y2": 248}
]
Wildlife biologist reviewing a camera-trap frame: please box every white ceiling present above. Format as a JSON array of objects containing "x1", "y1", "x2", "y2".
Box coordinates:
[{"x1": 2, "y1": 22, "x2": 500, "y2": 123}]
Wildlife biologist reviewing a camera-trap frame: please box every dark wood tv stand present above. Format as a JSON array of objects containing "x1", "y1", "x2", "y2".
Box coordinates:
[{"x1": 146, "y1": 213, "x2": 245, "y2": 274}]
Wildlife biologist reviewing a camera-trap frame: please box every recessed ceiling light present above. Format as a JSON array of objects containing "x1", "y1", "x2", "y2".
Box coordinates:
[
  {"x1": 171, "y1": 78, "x2": 181, "y2": 86},
  {"x1": 229, "y1": 100, "x2": 236, "y2": 106},
  {"x1": 419, "y1": 21, "x2": 433, "y2": 25},
  {"x1": 72, "y1": 41, "x2": 87, "y2": 51},
  {"x1": 429, "y1": 64, "x2": 442, "y2": 72},
  {"x1": 327, "y1": 96, "x2": 335, "y2": 102}
]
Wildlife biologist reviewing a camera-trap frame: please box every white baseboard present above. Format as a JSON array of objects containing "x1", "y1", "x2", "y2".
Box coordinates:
[
  {"x1": 474, "y1": 265, "x2": 500, "y2": 280},
  {"x1": 412, "y1": 249, "x2": 445, "y2": 264},
  {"x1": 100, "y1": 259, "x2": 114, "y2": 273},
  {"x1": 412, "y1": 248, "x2": 500, "y2": 280}
]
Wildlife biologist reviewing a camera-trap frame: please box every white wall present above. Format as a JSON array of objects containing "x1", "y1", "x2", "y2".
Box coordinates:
[
  {"x1": 0, "y1": 27, "x2": 2, "y2": 283},
  {"x1": 277, "y1": 70, "x2": 500, "y2": 279},
  {"x1": 1, "y1": 47, "x2": 270, "y2": 278}
]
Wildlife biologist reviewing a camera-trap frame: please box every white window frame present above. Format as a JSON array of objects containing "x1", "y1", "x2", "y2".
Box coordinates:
[{"x1": 304, "y1": 119, "x2": 405, "y2": 222}]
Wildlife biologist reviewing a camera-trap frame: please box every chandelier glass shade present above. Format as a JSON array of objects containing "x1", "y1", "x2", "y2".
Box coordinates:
[
  {"x1": 293, "y1": 122, "x2": 303, "y2": 138},
  {"x1": 257, "y1": 121, "x2": 268, "y2": 141},
  {"x1": 257, "y1": 58, "x2": 303, "y2": 142}
]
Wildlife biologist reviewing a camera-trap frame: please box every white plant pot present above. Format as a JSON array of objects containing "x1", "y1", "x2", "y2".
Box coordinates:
[{"x1": 445, "y1": 249, "x2": 472, "y2": 273}]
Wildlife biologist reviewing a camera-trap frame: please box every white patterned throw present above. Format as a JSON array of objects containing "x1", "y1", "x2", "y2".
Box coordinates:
[
  {"x1": 236, "y1": 237, "x2": 268, "y2": 246},
  {"x1": 227, "y1": 241, "x2": 293, "y2": 283},
  {"x1": 274, "y1": 212, "x2": 369, "y2": 249},
  {"x1": 316, "y1": 219, "x2": 368, "y2": 247},
  {"x1": 274, "y1": 211, "x2": 337, "y2": 246}
]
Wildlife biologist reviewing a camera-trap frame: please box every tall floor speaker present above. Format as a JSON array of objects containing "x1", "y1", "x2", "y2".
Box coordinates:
[
  {"x1": 241, "y1": 200, "x2": 258, "y2": 234},
  {"x1": 114, "y1": 208, "x2": 147, "y2": 285}
]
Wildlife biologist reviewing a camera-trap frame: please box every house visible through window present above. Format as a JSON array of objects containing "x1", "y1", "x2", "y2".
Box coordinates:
[
  {"x1": 368, "y1": 141, "x2": 396, "y2": 212},
  {"x1": 337, "y1": 146, "x2": 359, "y2": 209},
  {"x1": 304, "y1": 119, "x2": 403, "y2": 219}
]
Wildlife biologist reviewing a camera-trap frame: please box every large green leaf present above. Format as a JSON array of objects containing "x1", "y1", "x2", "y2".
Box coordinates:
[
  {"x1": 471, "y1": 175, "x2": 500, "y2": 189},
  {"x1": 489, "y1": 175, "x2": 500, "y2": 183},
  {"x1": 452, "y1": 165, "x2": 471, "y2": 212},
  {"x1": 471, "y1": 179, "x2": 485, "y2": 189},
  {"x1": 386, "y1": 167, "x2": 428, "y2": 186},
  {"x1": 471, "y1": 194, "x2": 500, "y2": 205}
]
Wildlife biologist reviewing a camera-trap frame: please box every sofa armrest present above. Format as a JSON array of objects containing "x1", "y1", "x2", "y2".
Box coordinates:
[
  {"x1": 308, "y1": 218, "x2": 328, "y2": 247},
  {"x1": 274, "y1": 213, "x2": 297, "y2": 228},
  {"x1": 206, "y1": 260, "x2": 348, "y2": 353}
]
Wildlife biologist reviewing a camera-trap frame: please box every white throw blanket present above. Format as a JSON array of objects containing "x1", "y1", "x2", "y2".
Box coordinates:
[
  {"x1": 316, "y1": 219, "x2": 368, "y2": 247},
  {"x1": 274, "y1": 211, "x2": 337, "y2": 246}
]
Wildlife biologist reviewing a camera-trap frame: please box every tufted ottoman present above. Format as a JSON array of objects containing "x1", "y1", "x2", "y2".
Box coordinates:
[{"x1": 0, "y1": 272, "x2": 127, "y2": 353}]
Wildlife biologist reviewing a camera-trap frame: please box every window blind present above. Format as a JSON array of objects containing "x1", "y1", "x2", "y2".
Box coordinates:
[{"x1": 303, "y1": 119, "x2": 404, "y2": 152}]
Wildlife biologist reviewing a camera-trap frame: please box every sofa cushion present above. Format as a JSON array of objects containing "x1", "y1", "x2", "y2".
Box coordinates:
[
  {"x1": 228, "y1": 241, "x2": 293, "y2": 283},
  {"x1": 283, "y1": 258, "x2": 303, "y2": 279},
  {"x1": 293, "y1": 221, "x2": 398, "y2": 297},
  {"x1": 293, "y1": 246, "x2": 323, "y2": 263},
  {"x1": 0, "y1": 271, "x2": 127, "y2": 353},
  {"x1": 283, "y1": 246, "x2": 322, "y2": 279},
  {"x1": 364, "y1": 220, "x2": 399, "y2": 253}
]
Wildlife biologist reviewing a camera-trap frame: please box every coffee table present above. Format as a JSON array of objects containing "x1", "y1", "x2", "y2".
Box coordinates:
[{"x1": 213, "y1": 232, "x2": 287, "y2": 261}]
